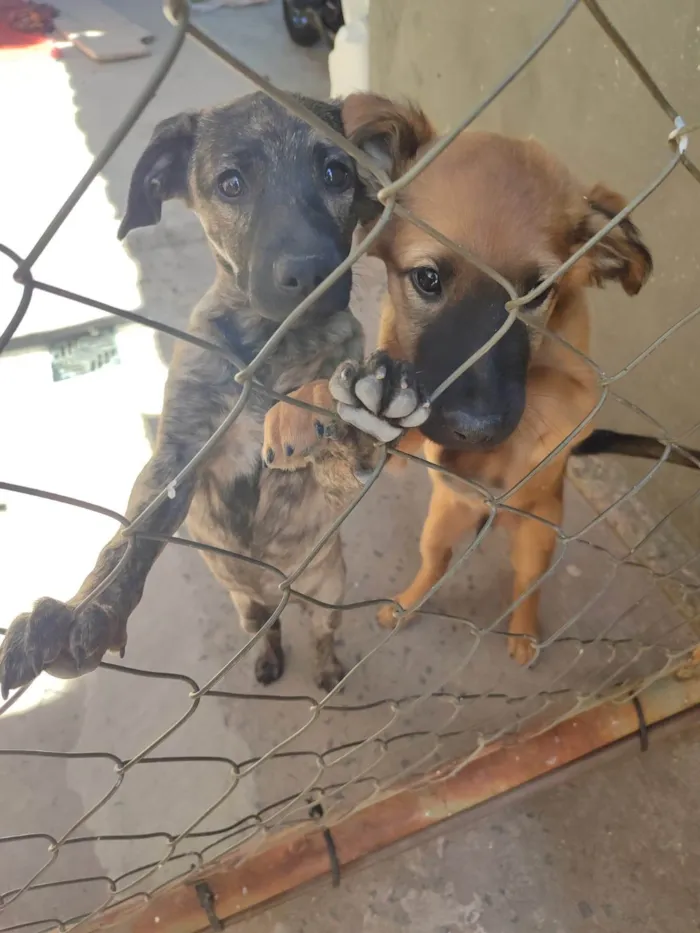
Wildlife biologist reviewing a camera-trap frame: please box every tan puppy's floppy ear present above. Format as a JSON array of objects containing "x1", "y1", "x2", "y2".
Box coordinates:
[
  {"x1": 342, "y1": 93, "x2": 434, "y2": 181},
  {"x1": 572, "y1": 184, "x2": 653, "y2": 296}
]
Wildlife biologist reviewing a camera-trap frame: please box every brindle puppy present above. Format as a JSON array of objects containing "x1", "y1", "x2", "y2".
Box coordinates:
[{"x1": 0, "y1": 91, "x2": 405, "y2": 697}]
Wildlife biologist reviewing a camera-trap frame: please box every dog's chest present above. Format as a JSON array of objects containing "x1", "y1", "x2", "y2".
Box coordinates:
[
  {"x1": 187, "y1": 311, "x2": 362, "y2": 569},
  {"x1": 253, "y1": 466, "x2": 336, "y2": 565},
  {"x1": 190, "y1": 406, "x2": 335, "y2": 565},
  {"x1": 190, "y1": 459, "x2": 334, "y2": 575}
]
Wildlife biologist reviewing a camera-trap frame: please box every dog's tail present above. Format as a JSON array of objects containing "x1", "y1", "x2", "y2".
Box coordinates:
[{"x1": 572, "y1": 429, "x2": 700, "y2": 469}]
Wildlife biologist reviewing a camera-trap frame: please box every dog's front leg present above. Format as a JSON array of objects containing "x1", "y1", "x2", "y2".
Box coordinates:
[
  {"x1": 376, "y1": 474, "x2": 485, "y2": 629},
  {"x1": 0, "y1": 350, "x2": 229, "y2": 697},
  {"x1": 503, "y1": 482, "x2": 564, "y2": 666}
]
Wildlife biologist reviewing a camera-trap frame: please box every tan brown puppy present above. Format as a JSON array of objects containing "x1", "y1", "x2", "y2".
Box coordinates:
[{"x1": 264, "y1": 94, "x2": 653, "y2": 665}]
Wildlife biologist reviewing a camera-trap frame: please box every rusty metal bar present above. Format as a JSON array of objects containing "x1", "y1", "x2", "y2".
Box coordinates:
[{"x1": 63, "y1": 674, "x2": 699, "y2": 933}]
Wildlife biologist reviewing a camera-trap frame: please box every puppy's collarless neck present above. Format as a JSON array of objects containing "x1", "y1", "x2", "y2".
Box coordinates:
[
  {"x1": 211, "y1": 303, "x2": 352, "y2": 368},
  {"x1": 211, "y1": 311, "x2": 260, "y2": 366}
]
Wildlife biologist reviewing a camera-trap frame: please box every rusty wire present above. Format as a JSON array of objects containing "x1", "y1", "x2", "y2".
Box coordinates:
[{"x1": 1, "y1": 1, "x2": 700, "y2": 930}]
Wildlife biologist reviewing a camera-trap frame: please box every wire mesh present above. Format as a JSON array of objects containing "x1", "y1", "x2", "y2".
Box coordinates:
[{"x1": 1, "y1": 0, "x2": 700, "y2": 930}]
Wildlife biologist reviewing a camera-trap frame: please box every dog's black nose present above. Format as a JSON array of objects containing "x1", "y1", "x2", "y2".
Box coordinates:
[
  {"x1": 427, "y1": 408, "x2": 515, "y2": 450},
  {"x1": 273, "y1": 256, "x2": 329, "y2": 298}
]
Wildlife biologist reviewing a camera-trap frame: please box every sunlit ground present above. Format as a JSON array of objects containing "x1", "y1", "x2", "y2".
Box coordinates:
[{"x1": 0, "y1": 44, "x2": 168, "y2": 714}]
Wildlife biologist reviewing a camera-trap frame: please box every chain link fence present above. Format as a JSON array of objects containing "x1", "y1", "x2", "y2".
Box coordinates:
[{"x1": 1, "y1": 0, "x2": 700, "y2": 930}]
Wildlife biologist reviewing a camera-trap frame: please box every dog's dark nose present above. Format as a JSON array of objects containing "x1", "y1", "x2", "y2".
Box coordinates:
[
  {"x1": 273, "y1": 256, "x2": 329, "y2": 298},
  {"x1": 433, "y1": 408, "x2": 513, "y2": 450}
]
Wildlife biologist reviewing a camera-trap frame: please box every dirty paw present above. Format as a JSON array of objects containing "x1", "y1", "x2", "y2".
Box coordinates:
[
  {"x1": 314, "y1": 656, "x2": 346, "y2": 693},
  {"x1": 377, "y1": 600, "x2": 412, "y2": 630},
  {"x1": 0, "y1": 597, "x2": 125, "y2": 698},
  {"x1": 507, "y1": 631, "x2": 538, "y2": 666},
  {"x1": 255, "y1": 642, "x2": 285, "y2": 685},
  {"x1": 263, "y1": 380, "x2": 341, "y2": 471},
  {"x1": 329, "y1": 351, "x2": 430, "y2": 443}
]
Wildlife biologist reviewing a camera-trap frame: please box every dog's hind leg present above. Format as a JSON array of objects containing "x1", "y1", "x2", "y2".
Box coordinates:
[
  {"x1": 232, "y1": 593, "x2": 285, "y2": 686},
  {"x1": 300, "y1": 548, "x2": 347, "y2": 693}
]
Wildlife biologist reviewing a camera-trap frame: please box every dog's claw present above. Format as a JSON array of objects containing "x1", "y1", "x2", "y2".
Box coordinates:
[
  {"x1": 329, "y1": 362, "x2": 360, "y2": 407},
  {"x1": 0, "y1": 597, "x2": 124, "y2": 694}
]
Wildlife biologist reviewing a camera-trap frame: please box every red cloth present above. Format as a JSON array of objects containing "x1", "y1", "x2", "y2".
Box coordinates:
[{"x1": 0, "y1": 1, "x2": 59, "y2": 39}]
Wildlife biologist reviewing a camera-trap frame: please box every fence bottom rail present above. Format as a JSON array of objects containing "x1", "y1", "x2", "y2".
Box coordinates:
[{"x1": 74, "y1": 668, "x2": 700, "y2": 933}]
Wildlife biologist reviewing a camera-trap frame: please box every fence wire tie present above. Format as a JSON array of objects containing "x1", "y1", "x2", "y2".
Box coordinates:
[
  {"x1": 194, "y1": 882, "x2": 223, "y2": 932},
  {"x1": 309, "y1": 803, "x2": 341, "y2": 888},
  {"x1": 631, "y1": 696, "x2": 650, "y2": 752}
]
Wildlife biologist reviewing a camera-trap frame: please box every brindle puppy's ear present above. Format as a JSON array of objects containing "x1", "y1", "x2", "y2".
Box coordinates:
[
  {"x1": 118, "y1": 112, "x2": 198, "y2": 240},
  {"x1": 342, "y1": 93, "x2": 434, "y2": 225},
  {"x1": 573, "y1": 184, "x2": 653, "y2": 296}
]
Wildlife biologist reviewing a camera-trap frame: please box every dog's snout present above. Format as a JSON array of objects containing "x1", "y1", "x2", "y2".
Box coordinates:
[
  {"x1": 273, "y1": 256, "x2": 330, "y2": 298},
  {"x1": 436, "y1": 408, "x2": 513, "y2": 450},
  {"x1": 251, "y1": 197, "x2": 353, "y2": 320},
  {"x1": 415, "y1": 279, "x2": 531, "y2": 451},
  {"x1": 257, "y1": 247, "x2": 351, "y2": 320}
]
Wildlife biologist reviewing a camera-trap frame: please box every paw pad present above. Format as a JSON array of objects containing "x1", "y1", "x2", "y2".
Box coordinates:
[{"x1": 329, "y1": 352, "x2": 431, "y2": 443}]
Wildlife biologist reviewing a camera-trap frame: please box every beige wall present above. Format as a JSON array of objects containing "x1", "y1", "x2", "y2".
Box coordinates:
[{"x1": 369, "y1": 0, "x2": 700, "y2": 552}]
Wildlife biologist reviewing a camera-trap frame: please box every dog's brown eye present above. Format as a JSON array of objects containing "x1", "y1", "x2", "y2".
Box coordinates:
[
  {"x1": 218, "y1": 170, "x2": 244, "y2": 199},
  {"x1": 411, "y1": 266, "x2": 442, "y2": 298},
  {"x1": 324, "y1": 161, "x2": 351, "y2": 190}
]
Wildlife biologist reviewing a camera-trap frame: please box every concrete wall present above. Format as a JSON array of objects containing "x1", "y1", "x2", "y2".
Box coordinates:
[{"x1": 368, "y1": 0, "x2": 700, "y2": 557}]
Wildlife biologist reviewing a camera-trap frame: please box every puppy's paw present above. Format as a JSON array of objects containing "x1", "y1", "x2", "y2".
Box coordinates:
[
  {"x1": 263, "y1": 381, "x2": 340, "y2": 471},
  {"x1": 0, "y1": 597, "x2": 125, "y2": 698},
  {"x1": 255, "y1": 640, "x2": 285, "y2": 685},
  {"x1": 329, "y1": 351, "x2": 430, "y2": 443},
  {"x1": 315, "y1": 656, "x2": 346, "y2": 693},
  {"x1": 507, "y1": 631, "x2": 538, "y2": 666},
  {"x1": 377, "y1": 600, "x2": 416, "y2": 630}
]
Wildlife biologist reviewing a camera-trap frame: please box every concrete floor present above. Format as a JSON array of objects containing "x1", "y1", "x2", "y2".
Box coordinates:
[{"x1": 0, "y1": 2, "x2": 698, "y2": 931}]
